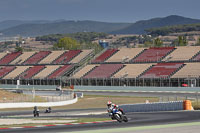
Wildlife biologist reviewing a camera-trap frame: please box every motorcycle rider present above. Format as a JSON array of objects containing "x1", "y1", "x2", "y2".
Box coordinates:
[
  {"x1": 107, "y1": 101, "x2": 124, "y2": 115},
  {"x1": 33, "y1": 106, "x2": 40, "y2": 117}
]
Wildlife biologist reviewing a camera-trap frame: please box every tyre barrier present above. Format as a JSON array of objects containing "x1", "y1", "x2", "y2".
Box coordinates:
[{"x1": 119, "y1": 100, "x2": 193, "y2": 113}]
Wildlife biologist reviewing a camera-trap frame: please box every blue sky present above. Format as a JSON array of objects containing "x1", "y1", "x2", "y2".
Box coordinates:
[{"x1": 0, "y1": 0, "x2": 200, "y2": 22}]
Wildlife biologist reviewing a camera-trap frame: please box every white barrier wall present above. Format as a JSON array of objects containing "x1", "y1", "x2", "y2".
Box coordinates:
[
  {"x1": 119, "y1": 101, "x2": 184, "y2": 113},
  {"x1": 0, "y1": 97, "x2": 78, "y2": 109}
]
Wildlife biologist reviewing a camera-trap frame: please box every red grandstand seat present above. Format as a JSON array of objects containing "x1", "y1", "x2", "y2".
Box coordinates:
[
  {"x1": 140, "y1": 63, "x2": 184, "y2": 78},
  {"x1": 23, "y1": 51, "x2": 51, "y2": 65},
  {"x1": 92, "y1": 49, "x2": 118, "y2": 63},
  {"x1": 0, "y1": 52, "x2": 22, "y2": 65},
  {"x1": 19, "y1": 65, "x2": 45, "y2": 79},
  {"x1": 53, "y1": 50, "x2": 81, "y2": 64},
  {"x1": 48, "y1": 65, "x2": 73, "y2": 79},
  {"x1": 0, "y1": 66, "x2": 16, "y2": 78},
  {"x1": 132, "y1": 47, "x2": 174, "y2": 62},
  {"x1": 192, "y1": 53, "x2": 200, "y2": 61},
  {"x1": 84, "y1": 64, "x2": 124, "y2": 78}
]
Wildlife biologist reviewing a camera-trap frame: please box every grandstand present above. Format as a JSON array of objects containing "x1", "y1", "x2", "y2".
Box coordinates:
[
  {"x1": 0, "y1": 52, "x2": 22, "y2": 65},
  {"x1": 112, "y1": 64, "x2": 153, "y2": 78},
  {"x1": 162, "y1": 46, "x2": 200, "y2": 62},
  {"x1": 139, "y1": 63, "x2": 184, "y2": 79},
  {"x1": 132, "y1": 47, "x2": 175, "y2": 62},
  {"x1": 92, "y1": 49, "x2": 118, "y2": 63},
  {"x1": 105, "y1": 48, "x2": 144, "y2": 63},
  {"x1": 10, "y1": 52, "x2": 36, "y2": 65},
  {"x1": 53, "y1": 50, "x2": 81, "y2": 64},
  {"x1": 47, "y1": 65, "x2": 73, "y2": 79},
  {"x1": 3, "y1": 66, "x2": 30, "y2": 79},
  {"x1": 172, "y1": 63, "x2": 200, "y2": 78},
  {"x1": 84, "y1": 64, "x2": 124, "y2": 79},
  {"x1": 0, "y1": 46, "x2": 200, "y2": 87},
  {"x1": 23, "y1": 51, "x2": 51, "y2": 65},
  {"x1": 39, "y1": 51, "x2": 65, "y2": 64}
]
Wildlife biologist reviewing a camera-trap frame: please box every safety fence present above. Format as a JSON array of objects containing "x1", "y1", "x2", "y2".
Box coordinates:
[{"x1": 0, "y1": 91, "x2": 74, "y2": 103}]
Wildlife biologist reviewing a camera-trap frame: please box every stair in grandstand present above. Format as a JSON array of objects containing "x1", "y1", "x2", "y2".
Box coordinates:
[
  {"x1": 169, "y1": 63, "x2": 186, "y2": 78},
  {"x1": 130, "y1": 49, "x2": 146, "y2": 63},
  {"x1": 78, "y1": 49, "x2": 95, "y2": 65},
  {"x1": 51, "y1": 51, "x2": 67, "y2": 64},
  {"x1": 0, "y1": 66, "x2": 16, "y2": 78},
  {"x1": 90, "y1": 48, "x2": 107, "y2": 63},
  {"x1": 190, "y1": 51, "x2": 200, "y2": 61},
  {"x1": 137, "y1": 64, "x2": 154, "y2": 78},
  {"x1": 0, "y1": 52, "x2": 22, "y2": 65}
]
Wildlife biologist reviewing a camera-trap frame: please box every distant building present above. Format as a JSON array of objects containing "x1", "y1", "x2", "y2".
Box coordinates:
[{"x1": 99, "y1": 40, "x2": 109, "y2": 48}]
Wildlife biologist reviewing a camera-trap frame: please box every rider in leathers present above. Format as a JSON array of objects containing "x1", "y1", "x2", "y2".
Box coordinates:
[{"x1": 107, "y1": 101, "x2": 124, "y2": 119}]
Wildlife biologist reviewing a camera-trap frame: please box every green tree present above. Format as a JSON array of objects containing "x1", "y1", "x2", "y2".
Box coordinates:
[
  {"x1": 54, "y1": 37, "x2": 80, "y2": 50},
  {"x1": 196, "y1": 37, "x2": 200, "y2": 46},
  {"x1": 178, "y1": 36, "x2": 187, "y2": 46},
  {"x1": 154, "y1": 38, "x2": 163, "y2": 47},
  {"x1": 143, "y1": 41, "x2": 153, "y2": 48},
  {"x1": 15, "y1": 46, "x2": 23, "y2": 52}
]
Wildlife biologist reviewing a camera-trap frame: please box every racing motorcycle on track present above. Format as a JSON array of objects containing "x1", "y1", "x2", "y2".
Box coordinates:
[{"x1": 108, "y1": 108, "x2": 128, "y2": 122}]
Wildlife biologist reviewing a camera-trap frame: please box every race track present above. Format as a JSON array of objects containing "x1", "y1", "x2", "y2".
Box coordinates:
[{"x1": 1, "y1": 109, "x2": 200, "y2": 133}]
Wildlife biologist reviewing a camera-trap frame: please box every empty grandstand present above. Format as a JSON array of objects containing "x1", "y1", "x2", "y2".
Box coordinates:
[
  {"x1": 162, "y1": 46, "x2": 200, "y2": 62},
  {"x1": 92, "y1": 49, "x2": 118, "y2": 63},
  {"x1": 132, "y1": 47, "x2": 175, "y2": 62},
  {"x1": 0, "y1": 46, "x2": 200, "y2": 87},
  {"x1": 105, "y1": 48, "x2": 144, "y2": 63}
]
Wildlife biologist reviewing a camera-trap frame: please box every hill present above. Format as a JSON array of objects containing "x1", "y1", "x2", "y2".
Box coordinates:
[
  {"x1": 1, "y1": 15, "x2": 200, "y2": 37},
  {"x1": 146, "y1": 23, "x2": 200, "y2": 36},
  {"x1": 0, "y1": 20, "x2": 53, "y2": 31},
  {"x1": 0, "y1": 21, "x2": 130, "y2": 37},
  {"x1": 111, "y1": 15, "x2": 200, "y2": 34}
]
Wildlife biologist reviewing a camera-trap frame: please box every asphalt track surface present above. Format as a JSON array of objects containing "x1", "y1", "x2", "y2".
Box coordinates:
[
  {"x1": 1, "y1": 90, "x2": 200, "y2": 133},
  {"x1": 1, "y1": 109, "x2": 200, "y2": 133}
]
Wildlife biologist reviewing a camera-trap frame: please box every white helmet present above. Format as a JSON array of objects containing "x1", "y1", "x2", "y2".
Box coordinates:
[{"x1": 107, "y1": 101, "x2": 112, "y2": 106}]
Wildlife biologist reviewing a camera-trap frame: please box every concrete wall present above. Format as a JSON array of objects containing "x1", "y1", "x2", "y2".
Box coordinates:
[
  {"x1": 0, "y1": 85, "x2": 57, "y2": 90},
  {"x1": 119, "y1": 101, "x2": 184, "y2": 113},
  {"x1": 75, "y1": 86, "x2": 200, "y2": 92},
  {"x1": 0, "y1": 97, "x2": 78, "y2": 109}
]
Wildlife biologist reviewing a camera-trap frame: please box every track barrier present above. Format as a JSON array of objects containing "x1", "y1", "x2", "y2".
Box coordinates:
[{"x1": 119, "y1": 100, "x2": 193, "y2": 113}]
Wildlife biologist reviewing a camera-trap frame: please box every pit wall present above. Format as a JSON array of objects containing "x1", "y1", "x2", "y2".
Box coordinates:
[
  {"x1": 75, "y1": 86, "x2": 200, "y2": 92},
  {"x1": 119, "y1": 100, "x2": 193, "y2": 113}
]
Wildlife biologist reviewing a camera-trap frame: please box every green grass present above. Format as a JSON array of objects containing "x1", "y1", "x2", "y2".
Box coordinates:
[{"x1": 0, "y1": 95, "x2": 159, "y2": 111}]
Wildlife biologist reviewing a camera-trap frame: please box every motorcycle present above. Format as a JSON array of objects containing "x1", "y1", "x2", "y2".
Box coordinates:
[
  {"x1": 45, "y1": 107, "x2": 51, "y2": 113},
  {"x1": 108, "y1": 108, "x2": 128, "y2": 122},
  {"x1": 33, "y1": 106, "x2": 40, "y2": 117}
]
